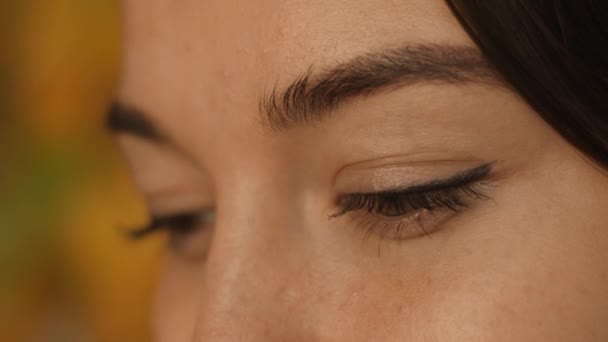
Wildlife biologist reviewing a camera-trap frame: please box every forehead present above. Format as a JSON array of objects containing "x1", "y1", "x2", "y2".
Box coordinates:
[{"x1": 120, "y1": 0, "x2": 474, "y2": 133}]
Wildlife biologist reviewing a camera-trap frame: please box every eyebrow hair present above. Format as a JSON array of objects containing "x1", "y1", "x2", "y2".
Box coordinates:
[
  {"x1": 106, "y1": 102, "x2": 166, "y2": 142},
  {"x1": 260, "y1": 44, "x2": 502, "y2": 130}
]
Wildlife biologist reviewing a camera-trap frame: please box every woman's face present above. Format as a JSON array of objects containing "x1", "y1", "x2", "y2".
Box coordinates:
[{"x1": 115, "y1": 0, "x2": 608, "y2": 340}]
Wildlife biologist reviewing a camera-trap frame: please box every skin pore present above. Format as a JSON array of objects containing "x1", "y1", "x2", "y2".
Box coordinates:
[{"x1": 113, "y1": 0, "x2": 608, "y2": 340}]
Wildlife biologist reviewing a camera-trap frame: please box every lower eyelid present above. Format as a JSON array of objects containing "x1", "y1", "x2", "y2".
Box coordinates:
[
  {"x1": 167, "y1": 213, "x2": 215, "y2": 262},
  {"x1": 348, "y1": 207, "x2": 456, "y2": 241}
]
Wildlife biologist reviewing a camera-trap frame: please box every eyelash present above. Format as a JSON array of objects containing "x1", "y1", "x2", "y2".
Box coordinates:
[
  {"x1": 129, "y1": 211, "x2": 209, "y2": 241},
  {"x1": 333, "y1": 184, "x2": 487, "y2": 218},
  {"x1": 330, "y1": 162, "x2": 493, "y2": 241},
  {"x1": 329, "y1": 181, "x2": 490, "y2": 241},
  {"x1": 132, "y1": 164, "x2": 493, "y2": 243}
]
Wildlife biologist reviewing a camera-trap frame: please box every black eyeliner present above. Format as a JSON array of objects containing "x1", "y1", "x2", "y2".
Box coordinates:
[
  {"x1": 370, "y1": 162, "x2": 494, "y2": 196},
  {"x1": 330, "y1": 162, "x2": 494, "y2": 219},
  {"x1": 129, "y1": 212, "x2": 204, "y2": 240}
]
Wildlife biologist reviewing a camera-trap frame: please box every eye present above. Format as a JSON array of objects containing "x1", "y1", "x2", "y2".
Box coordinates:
[
  {"x1": 129, "y1": 209, "x2": 215, "y2": 258},
  {"x1": 330, "y1": 163, "x2": 494, "y2": 241}
]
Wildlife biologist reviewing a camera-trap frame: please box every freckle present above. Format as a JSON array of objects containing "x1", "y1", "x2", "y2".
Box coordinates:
[
  {"x1": 285, "y1": 289, "x2": 299, "y2": 305},
  {"x1": 394, "y1": 304, "x2": 407, "y2": 315}
]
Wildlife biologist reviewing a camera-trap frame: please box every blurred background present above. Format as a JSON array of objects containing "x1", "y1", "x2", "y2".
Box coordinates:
[{"x1": 1, "y1": 1, "x2": 163, "y2": 341}]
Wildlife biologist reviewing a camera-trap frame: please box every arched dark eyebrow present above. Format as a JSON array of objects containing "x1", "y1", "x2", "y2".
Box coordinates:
[
  {"x1": 108, "y1": 44, "x2": 501, "y2": 141},
  {"x1": 106, "y1": 102, "x2": 166, "y2": 142},
  {"x1": 261, "y1": 44, "x2": 502, "y2": 130}
]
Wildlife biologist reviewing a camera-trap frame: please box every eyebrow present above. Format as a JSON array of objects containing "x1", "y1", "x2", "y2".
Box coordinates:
[
  {"x1": 108, "y1": 44, "x2": 501, "y2": 140},
  {"x1": 106, "y1": 102, "x2": 166, "y2": 142},
  {"x1": 261, "y1": 44, "x2": 501, "y2": 130}
]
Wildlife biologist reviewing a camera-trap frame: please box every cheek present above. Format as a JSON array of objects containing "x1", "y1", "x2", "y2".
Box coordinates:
[
  {"x1": 150, "y1": 150, "x2": 608, "y2": 340},
  {"x1": 154, "y1": 257, "x2": 203, "y2": 342},
  {"x1": 417, "y1": 159, "x2": 608, "y2": 340},
  {"x1": 298, "y1": 270, "x2": 512, "y2": 340}
]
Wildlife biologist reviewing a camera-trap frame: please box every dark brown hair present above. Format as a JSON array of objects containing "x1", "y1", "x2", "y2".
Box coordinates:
[{"x1": 446, "y1": 1, "x2": 608, "y2": 167}]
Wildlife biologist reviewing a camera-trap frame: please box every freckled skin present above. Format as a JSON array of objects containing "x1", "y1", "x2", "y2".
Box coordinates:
[{"x1": 117, "y1": 0, "x2": 608, "y2": 341}]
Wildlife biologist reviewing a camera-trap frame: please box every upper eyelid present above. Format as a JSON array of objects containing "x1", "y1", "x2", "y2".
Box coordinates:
[
  {"x1": 129, "y1": 210, "x2": 210, "y2": 240},
  {"x1": 137, "y1": 164, "x2": 494, "y2": 230},
  {"x1": 150, "y1": 209, "x2": 212, "y2": 223},
  {"x1": 329, "y1": 164, "x2": 494, "y2": 220},
  {"x1": 341, "y1": 162, "x2": 494, "y2": 196}
]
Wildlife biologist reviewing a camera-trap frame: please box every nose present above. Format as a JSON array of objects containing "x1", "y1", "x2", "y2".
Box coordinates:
[{"x1": 191, "y1": 188, "x2": 315, "y2": 341}]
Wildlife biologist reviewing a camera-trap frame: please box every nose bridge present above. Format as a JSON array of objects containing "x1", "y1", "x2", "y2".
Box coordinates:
[{"x1": 192, "y1": 176, "x2": 311, "y2": 340}]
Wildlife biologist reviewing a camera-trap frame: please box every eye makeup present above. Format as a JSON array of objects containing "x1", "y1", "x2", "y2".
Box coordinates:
[
  {"x1": 131, "y1": 163, "x2": 495, "y2": 251},
  {"x1": 129, "y1": 209, "x2": 215, "y2": 261},
  {"x1": 130, "y1": 210, "x2": 214, "y2": 243},
  {"x1": 330, "y1": 163, "x2": 494, "y2": 241}
]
